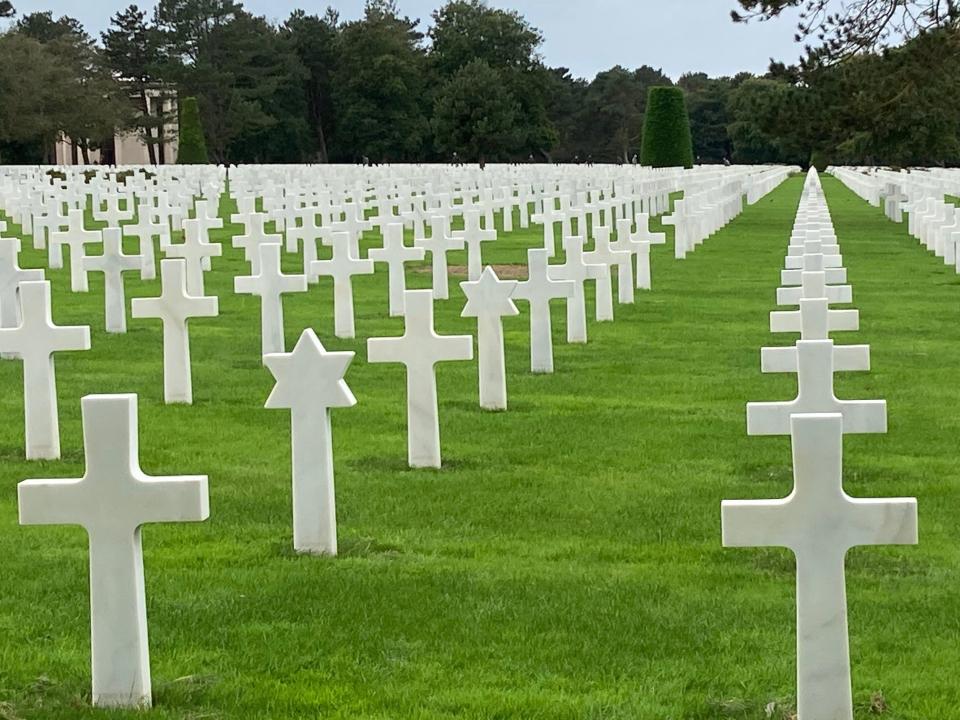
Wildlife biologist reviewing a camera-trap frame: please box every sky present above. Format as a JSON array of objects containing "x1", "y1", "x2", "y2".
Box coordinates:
[{"x1": 12, "y1": 0, "x2": 806, "y2": 80}]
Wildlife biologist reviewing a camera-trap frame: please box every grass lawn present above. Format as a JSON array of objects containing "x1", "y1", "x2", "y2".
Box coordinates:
[{"x1": 1, "y1": 175, "x2": 958, "y2": 719}]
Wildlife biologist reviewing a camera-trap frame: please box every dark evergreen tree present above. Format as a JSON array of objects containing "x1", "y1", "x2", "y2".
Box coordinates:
[
  {"x1": 640, "y1": 87, "x2": 694, "y2": 168},
  {"x1": 177, "y1": 96, "x2": 208, "y2": 163}
]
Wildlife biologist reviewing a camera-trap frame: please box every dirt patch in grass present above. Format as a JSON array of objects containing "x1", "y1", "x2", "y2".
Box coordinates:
[{"x1": 413, "y1": 263, "x2": 528, "y2": 280}]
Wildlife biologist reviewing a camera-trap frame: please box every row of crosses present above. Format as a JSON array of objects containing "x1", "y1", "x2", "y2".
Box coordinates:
[{"x1": 721, "y1": 169, "x2": 918, "y2": 719}]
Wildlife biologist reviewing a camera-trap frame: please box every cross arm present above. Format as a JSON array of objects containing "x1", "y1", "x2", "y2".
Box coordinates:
[
  {"x1": 18, "y1": 478, "x2": 86, "y2": 526},
  {"x1": 437, "y1": 335, "x2": 474, "y2": 363},
  {"x1": 135, "y1": 473, "x2": 210, "y2": 525},
  {"x1": 59, "y1": 325, "x2": 92, "y2": 352},
  {"x1": 367, "y1": 337, "x2": 405, "y2": 365},
  {"x1": 846, "y1": 497, "x2": 918, "y2": 548},
  {"x1": 761, "y1": 345, "x2": 870, "y2": 373},
  {"x1": 747, "y1": 399, "x2": 887, "y2": 436},
  {"x1": 770, "y1": 308, "x2": 859, "y2": 334},
  {"x1": 721, "y1": 498, "x2": 794, "y2": 549}
]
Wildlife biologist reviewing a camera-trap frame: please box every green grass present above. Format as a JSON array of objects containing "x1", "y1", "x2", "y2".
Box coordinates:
[{"x1": 0, "y1": 175, "x2": 958, "y2": 719}]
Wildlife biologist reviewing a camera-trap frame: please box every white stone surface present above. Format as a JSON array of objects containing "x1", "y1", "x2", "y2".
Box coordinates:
[
  {"x1": 460, "y1": 266, "x2": 519, "y2": 410},
  {"x1": 0, "y1": 280, "x2": 90, "y2": 459},
  {"x1": 17, "y1": 394, "x2": 209, "y2": 709},
  {"x1": 747, "y1": 340, "x2": 886, "y2": 436},
  {"x1": 415, "y1": 217, "x2": 465, "y2": 300},
  {"x1": 761, "y1": 343, "x2": 870, "y2": 373},
  {"x1": 126, "y1": 203, "x2": 165, "y2": 280},
  {"x1": 777, "y1": 271, "x2": 853, "y2": 306},
  {"x1": 722, "y1": 413, "x2": 917, "y2": 720},
  {"x1": 770, "y1": 298, "x2": 859, "y2": 340},
  {"x1": 367, "y1": 289, "x2": 473, "y2": 468},
  {"x1": 585, "y1": 226, "x2": 633, "y2": 307},
  {"x1": 131, "y1": 259, "x2": 219, "y2": 404},
  {"x1": 548, "y1": 236, "x2": 604, "y2": 344},
  {"x1": 513, "y1": 248, "x2": 574, "y2": 373},
  {"x1": 50, "y1": 209, "x2": 101, "y2": 292},
  {"x1": 453, "y1": 210, "x2": 496, "y2": 280},
  {"x1": 369, "y1": 224, "x2": 425, "y2": 317},
  {"x1": 310, "y1": 231, "x2": 374, "y2": 339},
  {"x1": 264, "y1": 328, "x2": 356, "y2": 555},
  {"x1": 0, "y1": 237, "x2": 44, "y2": 358},
  {"x1": 165, "y1": 218, "x2": 222, "y2": 296},
  {"x1": 82, "y1": 229, "x2": 143, "y2": 333},
  {"x1": 235, "y1": 242, "x2": 307, "y2": 357},
  {"x1": 233, "y1": 212, "x2": 282, "y2": 273}
]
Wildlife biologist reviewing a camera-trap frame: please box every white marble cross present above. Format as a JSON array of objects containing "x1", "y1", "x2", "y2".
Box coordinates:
[
  {"x1": 264, "y1": 328, "x2": 356, "y2": 555},
  {"x1": 760, "y1": 341, "x2": 870, "y2": 374},
  {"x1": 17, "y1": 393, "x2": 209, "y2": 708},
  {"x1": 82, "y1": 229, "x2": 143, "y2": 334},
  {"x1": 771, "y1": 298, "x2": 859, "y2": 340},
  {"x1": 548, "y1": 236, "x2": 604, "y2": 344},
  {"x1": 50, "y1": 209, "x2": 101, "y2": 292},
  {"x1": 0, "y1": 280, "x2": 90, "y2": 459},
  {"x1": 513, "y1": 248, "x2": 574, "y2": 374},
  {"x1": 329, "y1": 203, "x2": 370, "y2": 258},
  {"x1": 131, "y1": 259, "x2": 219, "y2": 404},
  {"x1": 235, "y1": 242, "x2": 307, "y2": 357},
  {"x1": 367, "y1": 289, "x2": 473, "y2": 468},
  {"x1": 453, "y1": 210, "x2": 496, "y2": 281},
  {"x1": 415, "y1": 216, "x2": 465, "y2": 300},
  {"x1": 611, "y1": 218, "x2": 651, "y2": 291},
  {"x1": 0, "y1": 237, "x2": 44, "y2": 350},
  {"x1": 777, "y1": 271, "x2": 853, "y2": 306},
  {"x1": 166, "y1": 218, "x2": 223, "y2": 297},
  {"x1": 93, "y1": 192, "x2": 133, "y2": 228},
  {"x1": 633, "y1": 212, "x2": 667, "y2": 253},
  {"x1": 286, "y1": 206, "x2": 325, "y2": 280},
  {"x1": 747, "y1": 340, "x2": 886, "y2": 435},
  {"x1": 233, "y1": 212, "x2": 282, "y2": 273},
  {"x1": 781, "y1": 252, "x2": 847, "y2": 286},
  {"x1": 788, "y1": 241, "x2": 841, "y2": 260},
  {"x1": 460, "y1": 266, "x2": 519, "y2": 410},
  {"x1": 585, "y1": 226, "x2": 633, "y2": 307},
  {"x1": 722, "y1": 413, "x2": 917, "y2": 720},
  {"x1": 125, "y1": 202, "x2": 166, "y2": 280},
  {"x1": 785, "y1": 252, "x2": 843, "y2": 270},
  {"x1": 191, "y1": 198, "x2": 223, "y2": 272},
  {"x1": 310, "y1": 231, "x2": 374, "y2": 339},
  {"x1": 531, "y1": 197, "x2": 564, "y2": 257},
  {"x1": 369, "y1": 223, "x2": 424, "y2": 317}
]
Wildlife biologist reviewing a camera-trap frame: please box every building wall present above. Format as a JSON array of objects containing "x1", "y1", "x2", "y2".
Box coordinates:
[{"x1": 56, "y1": 89, "x2": 180, "y2": 166}]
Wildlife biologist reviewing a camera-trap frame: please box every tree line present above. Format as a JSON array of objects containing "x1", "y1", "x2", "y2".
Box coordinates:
[{"x1": 0, "y1": 0, "x2": 957, "y2": 167}]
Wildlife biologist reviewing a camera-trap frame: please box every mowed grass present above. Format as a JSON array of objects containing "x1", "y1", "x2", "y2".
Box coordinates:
[{"x1": 0, "y1": 175, "x2": 958, "y2": 719}]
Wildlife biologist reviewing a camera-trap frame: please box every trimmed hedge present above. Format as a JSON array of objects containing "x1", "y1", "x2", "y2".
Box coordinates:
[
  {"x1": 640, "y1": 87, "x2": 694, "y2": 169},
  {"x1": 177, "y1": 97, "x2": 209, "y2": 164}
]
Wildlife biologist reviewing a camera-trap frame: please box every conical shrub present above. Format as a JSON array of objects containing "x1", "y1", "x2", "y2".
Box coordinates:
[
  {"x1": 640, "y1": 87, "x2": 694, "y2": 169},
  {"x1": 177, "y1": 97, "x2": 209, "y2": 165}
]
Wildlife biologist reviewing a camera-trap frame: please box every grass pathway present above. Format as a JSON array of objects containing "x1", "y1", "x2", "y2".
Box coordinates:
[{"x1": 0, "y1": 175, "x2": 957, "y2": 718}]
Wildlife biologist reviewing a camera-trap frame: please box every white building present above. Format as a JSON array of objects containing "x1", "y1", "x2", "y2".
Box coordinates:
[{"x1": 56, "y1": 88, "x2": 180, "y2": 166}]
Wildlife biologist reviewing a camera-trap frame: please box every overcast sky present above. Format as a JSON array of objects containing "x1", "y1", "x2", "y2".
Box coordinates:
[{"x1": 12, "y1": 0, "x2": 805, "y2": 80}]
